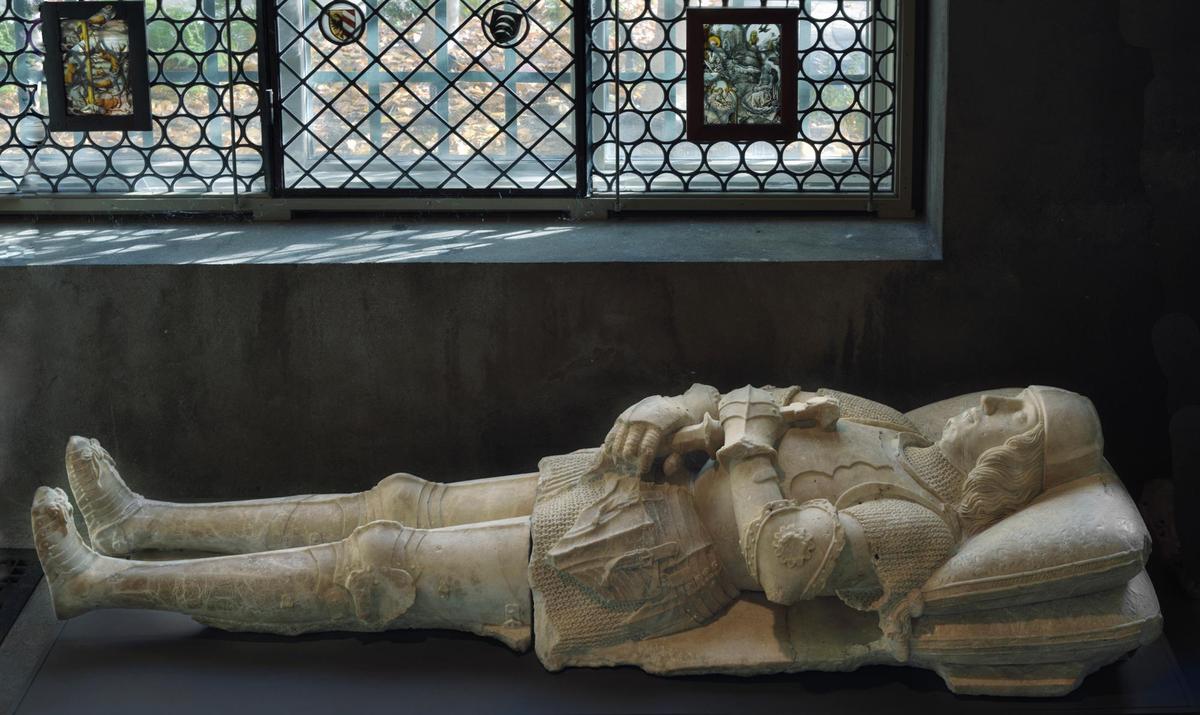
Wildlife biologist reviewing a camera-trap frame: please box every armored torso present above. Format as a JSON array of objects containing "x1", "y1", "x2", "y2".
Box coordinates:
[
  {"x1": 777, "y1": 422, "x2": 959, "y2": 534},
  {"x1": 529, "y1": 388, "x2": 967, "y2": 668},
  {"x1": 529, "y1": 449, "x2": 738, "y2": 670}
]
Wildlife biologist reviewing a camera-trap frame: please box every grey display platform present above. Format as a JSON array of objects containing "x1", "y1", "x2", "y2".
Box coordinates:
[{"x1": 10, "y1": 606, "x2": 1195, "y2": 715}]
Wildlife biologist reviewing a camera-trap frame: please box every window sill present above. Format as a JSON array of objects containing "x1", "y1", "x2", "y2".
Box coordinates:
[{"x1": 0, "y1": 214, "x2": 940, "y2": 265}]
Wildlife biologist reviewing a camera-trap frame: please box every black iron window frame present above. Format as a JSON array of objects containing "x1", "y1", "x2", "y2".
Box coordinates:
[
  {"x1": 264, "y1": 0, "x2": 587, "y2": 196},
  {"x1": 0, "y1": 0, "x2": 267, "y2": 195},
  {"x1": 586, "y1": 0, "x2": 914, "y2": 212},
  {"x1": 0, "y1": 0, "x2": 917, "y2": 215}
]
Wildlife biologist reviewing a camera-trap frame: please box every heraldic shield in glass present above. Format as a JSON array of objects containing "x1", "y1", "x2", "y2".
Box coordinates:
[
  {"x1": 318, "y1": 1, "x2": 365, "y2": 45},
  {"x1": 41, "y1": 1, "x2": 151, "y2": 131}
]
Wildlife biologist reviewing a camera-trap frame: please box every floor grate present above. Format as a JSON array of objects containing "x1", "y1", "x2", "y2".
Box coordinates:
[{"x1": 0, "y1": 549, "x2": 44, "y2": 645}]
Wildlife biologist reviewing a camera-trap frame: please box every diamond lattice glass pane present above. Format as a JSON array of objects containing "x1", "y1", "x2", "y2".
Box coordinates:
[{"x1": 277, "y1": 0, "x2": 578, "y2": 191}]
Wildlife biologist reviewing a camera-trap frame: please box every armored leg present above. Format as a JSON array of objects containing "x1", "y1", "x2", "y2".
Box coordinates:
[
  {"x1": 32, "y1": 486, "x2": 533, "y2": 649},
  {"x1": 65, "y1": 436, "x2": 538, "y2": 555}
]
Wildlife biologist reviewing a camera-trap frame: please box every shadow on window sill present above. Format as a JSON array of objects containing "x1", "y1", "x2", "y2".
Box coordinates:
[{"x1": 0, "y1": 214, "x2": 940, "y2": 265}]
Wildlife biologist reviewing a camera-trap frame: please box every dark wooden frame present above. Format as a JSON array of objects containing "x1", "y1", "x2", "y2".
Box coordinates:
[
  {"x1": 686, "y1": 7, "x2": 798, "y2": 142},
  {"x1": 40, "y1": 1, "x2": 151, "y2": 132}
]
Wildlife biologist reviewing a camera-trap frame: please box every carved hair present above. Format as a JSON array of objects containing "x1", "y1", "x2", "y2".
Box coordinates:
[{"x1": 956, "y1": 422, "x2": 1046, "y2": 537}]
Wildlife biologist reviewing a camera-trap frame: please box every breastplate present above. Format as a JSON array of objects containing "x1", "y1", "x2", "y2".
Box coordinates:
[{"x1": 777, "y1": 421, "x2": 933, "y2": 508}]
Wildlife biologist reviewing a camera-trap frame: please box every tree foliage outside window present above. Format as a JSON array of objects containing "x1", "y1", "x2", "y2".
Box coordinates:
[
  {"x1": 0, "y1": 0, "x2": 264, "y2": 193},
  {"x1": 590, "y1": 0, "x2": 896, "y2": 193},
  {"x1": 276, "y1": 0, "x2": 577, "y2": 190},
  {"x1": 0, "y1": 0, "x2": 901, "y2": 198}
]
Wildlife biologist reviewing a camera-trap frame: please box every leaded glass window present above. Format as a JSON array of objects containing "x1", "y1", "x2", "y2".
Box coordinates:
[
  {"x1": 274, "y1": 0, "x2": 579, "y2": 191},
  {"x1": 1, "y1": 0, "x2": 912, "y2": 206},
  {"x1": 0, "y1": 0, "x2": 265, "y2": 193},
  {"x1": 589, "y1": 0, "x2": 897, "y2": 193}
]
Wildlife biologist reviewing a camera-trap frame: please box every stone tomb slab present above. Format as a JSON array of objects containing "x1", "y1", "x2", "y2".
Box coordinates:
[{"x1": 15, "y1": 607, "x2": 1194, "y2": 714}]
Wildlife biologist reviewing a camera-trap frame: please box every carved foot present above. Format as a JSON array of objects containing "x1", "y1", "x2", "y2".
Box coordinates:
[
  {"x1": 65, "y1": 436, "x2": 144, "y2": 555},
  {"x1": 31, "y1": 486, "x2": 110, "y2": 620}
]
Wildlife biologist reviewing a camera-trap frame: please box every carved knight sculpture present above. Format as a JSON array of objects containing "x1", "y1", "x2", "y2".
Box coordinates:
[{"x1": 30, "y1": 385, "x2": 1161, "y2": 696}]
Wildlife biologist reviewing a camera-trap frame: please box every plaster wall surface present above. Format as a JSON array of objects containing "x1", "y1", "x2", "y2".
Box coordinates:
[{"x1": 1, "y1": 0, "x2": 1198, "y2": 547}]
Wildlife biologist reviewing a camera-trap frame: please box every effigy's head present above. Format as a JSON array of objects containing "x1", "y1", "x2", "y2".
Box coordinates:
[
  {"x1": 1025, "y1": 385, "x2": 1105, "y2": 489},
  {"x1": 944, "y1": 386, "x2": 1104, "y2": 536}
]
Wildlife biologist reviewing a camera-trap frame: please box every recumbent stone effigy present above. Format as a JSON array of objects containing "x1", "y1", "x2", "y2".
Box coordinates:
[{"x1": 30, "y1": 384, "x2": 1161, "y2": 696}]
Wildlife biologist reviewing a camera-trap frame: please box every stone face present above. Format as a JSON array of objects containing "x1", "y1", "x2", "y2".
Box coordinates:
[{"x1": 30, "y1": 384, "x2": 1161, "y2": 697}]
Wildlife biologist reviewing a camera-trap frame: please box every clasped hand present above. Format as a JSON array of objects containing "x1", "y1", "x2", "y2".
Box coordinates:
[{"x1": 601, "y1": 395, "x2": 689, "y2": 476}]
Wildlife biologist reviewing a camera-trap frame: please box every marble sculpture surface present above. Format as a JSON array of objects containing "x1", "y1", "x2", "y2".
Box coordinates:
[{"x1": 31, "y1": 384, "x2": 1161, "y2": 696}]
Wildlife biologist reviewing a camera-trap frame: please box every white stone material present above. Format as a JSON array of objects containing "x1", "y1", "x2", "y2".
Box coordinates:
[{"x1": 31, "y1": 384, "x2": 1161, "y2": 696}]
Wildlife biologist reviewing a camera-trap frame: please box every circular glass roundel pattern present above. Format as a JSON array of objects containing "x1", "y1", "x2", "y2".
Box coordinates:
[
  {"x1": 0, "y1": 0, "x2": 893, "y2": 197},
  {"x1": 589, "y1": 0, "x2": 898, "y2": 194},
  {"x1": 480, "y1": 1, "x2": 530, "y2": 48},
  {"x1": 0, "y1": 0, "x2": 266, "y2": 193},
  {"x1": 318, "y1": 1, "x2": 366, "y2": 45}
]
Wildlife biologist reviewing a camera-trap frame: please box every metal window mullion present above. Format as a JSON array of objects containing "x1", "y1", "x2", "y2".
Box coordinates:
[
  {"x1": 573, "y1": 0, "x2": 589, "y2": 194},
  {"x1": 585, "y1": 1, "x2": 610, "y2": 190},
  {"x1": 260, "y1": 0, "x2": 285, "y2": 193},
  {"x1": 224, "y1": 0, "x2": 240, "y2": 198},
  {"x1": 612, "y1": 0, "x2": 620, "y2": 206},
  {"x1": 434, "y1": 0, "x2": 452, "y2": 163},
  {"x1": 866, "y1": 0, "x2": 877, "y2": 210},
  {"x1": 368, "y1": 2, "x2": 383, "y2": 147}
]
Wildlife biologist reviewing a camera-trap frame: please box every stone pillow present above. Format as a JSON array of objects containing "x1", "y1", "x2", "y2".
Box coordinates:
[
  {"x1": 911, "y1": 570, "x2": 1163, "y2": 696},
  {"x1": 921, "y1": 467, "x2": 1151, "y2": 615}
]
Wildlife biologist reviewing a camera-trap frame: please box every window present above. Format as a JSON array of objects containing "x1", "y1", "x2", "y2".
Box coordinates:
[
  {"x1": 0, "y1": 0, "x2": 265, "y2": 193},
  {"x1": 276, "y1": 0, "x2": 578, "y2": 190},
  {"x1": 0, "y1": 0, "x2": 914, "y2": 211},
  {"x1": 590, "y1": 0, "x2": 900, "y2": 195}
]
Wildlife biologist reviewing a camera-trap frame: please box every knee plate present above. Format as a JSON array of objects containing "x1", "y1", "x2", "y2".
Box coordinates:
[
  {"x1": 371, "y1": 472, "x2": 447, "y2": 528},
  {"x1": 744, "y1": 498, "x2": 845, "y2": 605},
  {"x1": 343, "y1": 520, "x2": 416, "y2": 627}
]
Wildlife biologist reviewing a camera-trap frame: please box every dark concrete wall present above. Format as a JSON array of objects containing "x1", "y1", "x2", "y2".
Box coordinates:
[{"x1": 2, "y1": 1, "x2": 1197, "y2": 545}]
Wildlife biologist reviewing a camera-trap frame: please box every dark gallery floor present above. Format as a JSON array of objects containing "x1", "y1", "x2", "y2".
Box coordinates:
[{"x1": 0, "y1": 562, "x2": 1196, "y2": 715}]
